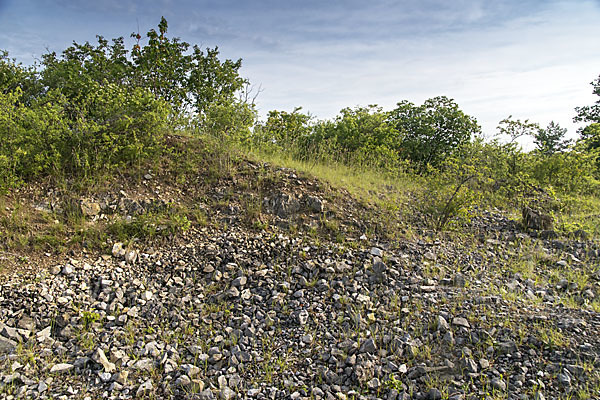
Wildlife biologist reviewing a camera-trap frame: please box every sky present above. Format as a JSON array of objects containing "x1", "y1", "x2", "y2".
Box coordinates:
[{"x1": 1, "y1": 0, "x2": 599, "y2": 146}]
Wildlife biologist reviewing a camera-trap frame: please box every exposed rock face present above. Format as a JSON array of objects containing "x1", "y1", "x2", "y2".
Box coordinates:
[{"x1": 522, "y1": 206, "x2": 553, "y2": 231}]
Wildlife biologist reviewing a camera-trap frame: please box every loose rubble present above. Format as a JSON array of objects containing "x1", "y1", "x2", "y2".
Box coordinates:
[{"x1": 1, "y1": 170, "x2": 599, "y2": 399}]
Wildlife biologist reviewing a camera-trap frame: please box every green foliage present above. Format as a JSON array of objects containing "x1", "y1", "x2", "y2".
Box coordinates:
[
  {"x1": 0, "y1": 17, "x2": 252, "y2": 190},
  {"x1": 253, "y1": 107, "x2": 312, "y2": 152},
  {"x1": 497, "y1": 115, "x2": 539, "y2": 143},
  {"x1": 0, "y1": 51, "x2": 41, "y2": 102},
  {"x1": 388, "y1": 96, "x2": 480, "y2": 169},
  {"x1": 534, "y1": 121, "x2": 570, "y2": 155},
  {"x1": 130, "y1": 17, "x2": 246, "y2": 118},
  {"x1": 574, "y1": 74, "x2": 600, "y2": 125},
  {"x1": 82, "y1": 310, "x2": 101, "y2": 330},
  {"x1": 0, "y1": 81, "x2": 170, "y2": 188},
  {"x1": 420, "y1": 155, "x2": 483, "y2": 230},
  {"x1": 308, "y1": 105, "x2": 400, "y2": 169}
]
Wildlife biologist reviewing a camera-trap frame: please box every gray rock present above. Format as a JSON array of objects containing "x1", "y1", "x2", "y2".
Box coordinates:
[
  {"x1": 50, "y1": 363, "x2": 73, "y2": 374},
  {"x1": 557, "y1": 373, "x2": 571, "y2": 387},
  {"x1": 92, "y1": 348, "x2": 116, "y2": 373},
  {"x1": 359, "y1": 338, "x2": 377, "y2": 354},
  {"x1": 220, "y1": 387, "x2": 236, "y2": 400},
  {"x1": 370, "y1": 247, "x2": 383, "y2": 257},
  {"x1": 136, "y1": 379, "x2": 153, "y2": 396},
  {"x1": 452, "y1": 317, "x2": 470, "y2": 328},
  {"x1": 232, "y1": 276, "x2": 247, "y2": 287},
  {"x1": 297, "y1": 309, "x2": 309, "y2": 325},
  {"x1": 464, "y1": 358, "x2": 478, "y2": 373},
  {"x1": 437, "y1": 315, "x2": 449, "y2": 332},
  {"x1": 491, "y1": 378, "x2": 506, "y2": 391},
  {"x1": 367, "y1": 378, "x2": 380, "y2": 389},
  {"x1": 61, "y1": 265, "x2": 74, "y2": 275},
  {"x1": 181, "y1": 363, "x2": 200, "y2": 377},
  {"x1": 38, "y1": 380, "x2": 48, "y2": 393},
  {"x1": 427, "y1": 388, "x2": 442, "y2": 400}
]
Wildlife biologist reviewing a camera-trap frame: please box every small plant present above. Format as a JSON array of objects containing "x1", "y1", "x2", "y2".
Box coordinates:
[{"x1": 81, "y1": 310, "x2": 101, "y2": 330}]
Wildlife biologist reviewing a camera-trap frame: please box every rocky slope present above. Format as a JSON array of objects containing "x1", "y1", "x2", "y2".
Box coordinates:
[{"x1": 0, "y1": 163, "x2": 599, "y2": 400}]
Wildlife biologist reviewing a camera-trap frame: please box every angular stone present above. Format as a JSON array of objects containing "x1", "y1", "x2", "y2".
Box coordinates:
[
  {"x1": 136, "y1": 379, "x2": 153, "y2": 396},
  {"x1": 50, "y1": 363, "x2": 73, "y2": 374},
  {"x1": 437, "y1": 316, "x2": 449, "y2": 332},
  {"x1": 491, "y1": 378, "x2": 506, "y2": 391},
  {"x1": 359, "y1": 338, "x2": 377, "y2": 354},
  {"x1": 0, "y1": 337, "x2": 16, "y2": 354},
  {"x1": 452, "y1": 317, "x2": 470, "y2": 328},
  {"x1": 182, "y1": 364, "x2": 200, "y2": 377},
  {"x1": 92, "y1": 348, "x2": 116, "y2": 373}
]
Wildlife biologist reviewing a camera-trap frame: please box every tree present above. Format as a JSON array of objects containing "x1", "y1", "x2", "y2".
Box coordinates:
[
  {"x1": 496, "y1": 115, "x2": 539, "y2": 143},
  {"x1": 254, "y1": 107, "x2": 312, "y2": 148},
  {"x1": 387, "y1": 96, "x2": 480, "y2": 169},
  {"x1": 574, "y1": 74, "x2": 600, "y2": 125},
  {"x1": 579, "y1": 123, "x2": 600, "y2": 150},
  {"x1": 534, "y1": 121, "x2": 570, "y2": 155}
]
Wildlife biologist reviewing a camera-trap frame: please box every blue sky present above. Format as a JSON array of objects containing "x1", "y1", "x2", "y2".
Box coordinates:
[{"x1": 1, "y1": 0, "x2": 599, "y2": 145}]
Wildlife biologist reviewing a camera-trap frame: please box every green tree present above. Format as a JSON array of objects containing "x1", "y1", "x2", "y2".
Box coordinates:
[
  {"x1": 254, "y1": 107, "x2": 312, "y2": 149},
  {"x1": 387, "y1": 96, "x2": 480, "y2": 169},
  {"x1": 131, "y1": 17, "x2": 246, "y2": 119},
  {"x1": 306, "y1": 105, "x2": 399, "y2": 168},
  {"x1": 534, "y1": 121, "x2": 570, "y2": 155},
  {"x1": 574, "y1": 74, "x2": 600, "y2": 125},
  {"x1": 579, "y1": 123, "x2": 600, "y2": 150}
]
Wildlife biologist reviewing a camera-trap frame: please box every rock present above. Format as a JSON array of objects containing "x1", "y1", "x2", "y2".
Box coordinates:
[
  {"x1": 81, "y1": 199, "x2": 101, "y2": 217},
  {"x1": 464, "y1": 358, "x2": 478, "y2": 373},
  {"x1": 367, "y1": 377, "x2": 380, "y2": 389},
  {"x1": 533, "y1": 392, "x2": 546, "y2": 400},
  {"x1": 136, "y1": 379, "x2": 153, "y2": 396},
  {"x1": 301, "y1": 334, "x2": 313, "y2": 344},
  {"x1": 522, "y1": 207, "x2": 553, "y2": 231},
  {"x1": 453, "y1": 273, "x2": 466, "y2": 287},
  {"x1": 176, "y1": 375, "x2": 191, "y2": 387},
  {"x1": 437, "y1": 315, "x2": 449, "y2": 332},
  {"x1": 479, "y1": 358, "x2": 490, "y2": 370},
  {"x1": 491, "y1": 378, "x2": 506, "y2": 391},
  {"x1": 427, "y1": 388, "x2": 442, "y2": 400},
  {"x1": 370, "y1": 247, "x2": 383, "y2": 257},
  {"x1": 270, "y1": 193, "x2": 301, "y2": 218},
  {"x1": 99, "y1": 371, "x2": 112, "y2": 382},
  {"x1": 232, "y1": 276, "x2": 247, "y2": 287},
  {"x1": 112, "y1": 242, "x2": 125, "y2": 258},
  {"x1": 17, "y1": 315, "x2": 35, "y2": 331},
  {"x1": 125, "y1": 251, "x2": 138, "y2": 264},
  {"x1": 297, "y1": 309, "x2": 309, "y2": 325},
  {"x1": 452, "y1": 317, "x2": 470, "y2": 328},
  {"x1": 38, "y1": 380, "x2": 48, "y2": 393},
  {"x1": 92, "y1": 348, "x2": 116, "y2": 373},
  {"x1": 61, "y1": 264, "x2": 74, "y2": 275},
  {"x1": 141, "y1": 290, "x2": 153, "y2": 301},
  {"x1": 305, "y1": 195, "x2": 324, "y2": 213},
  {"x1": 134, "y1": 358, "x2": 154, "y2": 371},
  {"x1": 114, "y1": 370, "x2": 128, "y2": 385},
  {"x1": 50, "y1": 363, "x2": 73, "y2": 374},
  {"x1": 182, "y1": 364, "x2": 200, "y2": 377},
  {"x1": 220, "y1": 387, "x2": 236, "y2": 400},
  {"x1": 557, "y1": 373, "x2": 571, "y2": 387},
  {"x1": 359, "y1": 338, "x2": 377, "y2": 354}
]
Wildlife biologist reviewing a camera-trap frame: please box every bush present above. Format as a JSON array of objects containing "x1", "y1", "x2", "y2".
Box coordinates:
[
  {"x1": 0, "y1": 17, "x2": 253, "y2": 190},
  {"x1": 0, "y1": 82, "x2": 170, "y2": 189}
]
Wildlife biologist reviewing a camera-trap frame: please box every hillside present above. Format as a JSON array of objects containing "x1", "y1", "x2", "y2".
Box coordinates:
[
  {"x1": 0, "y1": 137, "x2": 599, "y2": 400},
  {"x1": 2, "y1": 18, "x2": 600, "y2": 400}
]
